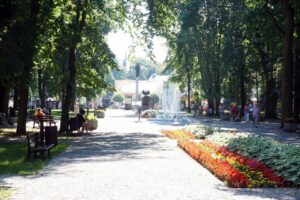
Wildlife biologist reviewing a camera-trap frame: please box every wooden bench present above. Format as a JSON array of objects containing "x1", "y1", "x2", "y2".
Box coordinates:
[
  {"x1": 33, "y1": 115, "x2": 56, "y2": 128},
  {"x1": 27, "y1": 132, "x2": 55, "y2": 160}
]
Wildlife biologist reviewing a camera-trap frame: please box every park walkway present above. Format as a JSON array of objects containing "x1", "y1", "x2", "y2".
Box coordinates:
[{"x1": 2, "y1": 109, "x2": 300, "y2": 200}]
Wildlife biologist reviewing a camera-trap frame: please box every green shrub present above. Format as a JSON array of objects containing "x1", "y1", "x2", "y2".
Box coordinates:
[
  {"x1": 112, "y1": 93, "x2": 124, "y2": 102},
  {"x1": 185, "y1": 125, "x2": 221, "y2": 140}
]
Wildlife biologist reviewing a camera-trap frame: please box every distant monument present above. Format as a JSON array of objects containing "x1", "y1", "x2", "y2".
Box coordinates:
[{"x1": 141, "y1": 90, "x2": 150, "y2": 110}]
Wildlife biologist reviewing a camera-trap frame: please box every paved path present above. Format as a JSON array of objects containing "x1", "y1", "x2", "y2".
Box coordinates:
[{"x1": 1, "y1": 109, "x2": 300, "y2": 200}]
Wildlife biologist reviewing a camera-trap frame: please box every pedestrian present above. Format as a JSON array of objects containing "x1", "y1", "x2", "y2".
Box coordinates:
[
  {"x1": 35, "y1": 108, "x2": 46, "y2": 119},
  {"x1": 248, "y1": 101, "x2": 253, "y2": 123},
  {"x1": 231, "y1": 103, "x2": 238, "y2": 121},
  {"x1": 243, "y1": 103, "x2": 249, "y2": 122},
  {"x1": 76, "y1": 109, "x2": 88, "y2": 133},
  {"x1": 193, "y1": 102, "x2": 199, "y2": 117},
  {"x1": 137, "y1": 106, "x2": 142, "y2": 121},
  {"x1": 252, "y1": 102, "x2": 260, "y2": 128},
  {"x1": 198, "y1": 104, "x2": 202, "y2": 117},
  {"x1": 208, "y1": 107, "x2": 213, "y2": 116}
]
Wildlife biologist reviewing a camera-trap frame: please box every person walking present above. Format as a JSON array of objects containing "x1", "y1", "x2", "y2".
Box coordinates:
[
  {"x1": 248, "y1": 101, "x2": 253, "y2": 123},
  {"x1": 243, "y1": 103, "x2": 249, "y2": 122},
  {"x1": 137, "y1": 106, "x2": 142, "y2": 121},
  {"x1": 252, "y1": 102, "x2": 260, "y2": 128},
  {"x1": 231, "y1": 104, "x2": 238, "y2": 121}
]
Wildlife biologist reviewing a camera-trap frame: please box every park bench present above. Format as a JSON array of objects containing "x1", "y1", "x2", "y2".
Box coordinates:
[
  {"x1": 33, "y1": 115, "x2": 56, "y2": 128},
  {"x1": 27, "y1": 125, "x2": 58, "y2": 160},
  {"x1": 27, "y1": 132, "x2": 55, "y2": 160}
]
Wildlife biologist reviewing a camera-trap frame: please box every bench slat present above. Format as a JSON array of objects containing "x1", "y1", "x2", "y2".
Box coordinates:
[{"x1": 27, "y1": 133, "x2": 55, "y2": 160}]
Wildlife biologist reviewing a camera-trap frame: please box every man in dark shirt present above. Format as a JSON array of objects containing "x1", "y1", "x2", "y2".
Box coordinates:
[{"x1": 77, "y1": 109, "x2": 87, "y2": 133}]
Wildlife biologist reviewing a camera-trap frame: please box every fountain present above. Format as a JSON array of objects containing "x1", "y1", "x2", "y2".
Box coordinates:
[
  {"x1": 161, "y1": 82, "x2": 180, "y2": 116},
  {"x1": 142, "y1": 79, "x2": 191, "y2": 124},
  {"x1": 151, "y1": 81, "x2": 189, "y2": 123}
]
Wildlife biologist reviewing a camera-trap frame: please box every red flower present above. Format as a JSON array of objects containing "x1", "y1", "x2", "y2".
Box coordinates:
[
  {"x1": 184, "y1": 139, "x2": 286, "y2": 187},
  {"x1": 178, "y1": 139, "x2": 249, "y2": 188}
]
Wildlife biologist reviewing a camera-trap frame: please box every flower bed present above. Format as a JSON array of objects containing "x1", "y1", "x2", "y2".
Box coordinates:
[
  {"x1": 178, "y1": 139, "x2": 249, "y2": 187},
  {"x1": 200, "y1": 140, "x2": 285, "y2": 187},
  {"x1": 163, "y1": 125, "x2": 300, "y2": 187},
  {"x1": 178, "y1": 139, "x2": 286, "y2": 188},
  {"x1": 161, "y1": 129, "x2": 195, "y2": 139}
]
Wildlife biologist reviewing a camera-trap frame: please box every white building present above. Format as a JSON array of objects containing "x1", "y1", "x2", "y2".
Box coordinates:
[{"x1": 115, "y1": 74, "x2": 169, "y2": 99}]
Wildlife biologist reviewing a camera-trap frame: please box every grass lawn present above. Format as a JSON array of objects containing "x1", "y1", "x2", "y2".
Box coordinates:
[{"x1": 0, "y1": 142, "x2": 69, "y2": 175}]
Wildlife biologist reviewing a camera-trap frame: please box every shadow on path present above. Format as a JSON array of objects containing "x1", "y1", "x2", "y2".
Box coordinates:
[
  {"x1": 1, "y1": 131, "x2": 170, "y2": 185},
  {"x1": 39, "y1": 132, "x2": 168, "y2": 175}
]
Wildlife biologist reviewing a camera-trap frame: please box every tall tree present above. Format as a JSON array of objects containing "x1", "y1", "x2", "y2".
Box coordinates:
[
  {"x1": 264, "y1": 0, "x2": 295, "y2": 121},
  {"x1": 16, "y1": 0, "x2": 43, "y2": 134}
]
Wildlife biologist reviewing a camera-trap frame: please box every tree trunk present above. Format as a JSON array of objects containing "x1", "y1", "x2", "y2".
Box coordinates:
[
  {"x1": 215, "y1": 74, "x2": 221, "y2": 115},
  {"x1": 187, "y1": 67, "x2": 191, "y2": 113},
  {"x1": 16, "y1": 86, "x2": 29, "y2": 134},
  {"x1": 257, "y1": 44, "x2": 278, "y2": 119},
  {"x1": 16, "y1": 0, "x2": 39, "y2": 134},
  {"x1": 59, "y1": 0, "x2": 87, "y2": 132},
  {"x1": 240, "y1": 53, "x2": 246, "y2": 116},
  {"x1": 0, "y1": 0, "x2": 13, "y2": 30},
  {"x1": 0, "y1": 84, "x2": 9, "y2": 115},
  {"x1": 60, "y1": 47, "x2": 77, "y2": 132},
  {"x1": 38, "y1": 68, "x2": 46, "y2": 108},
  {"x1": 281, "y1": 0, "x2": 294, "y2": 121},
  {"x1": 294, "y1": 48, "x2": 300, "y2": 121},
  {"x1": 13, "y1": 88, "x2": 19, "y2": 109},
  {"x1": 265, "y1": 77, "x2": 278, "y2": 118},
  {"x1": 208, "y1": 98, "x2": 214, "y2": 115}
]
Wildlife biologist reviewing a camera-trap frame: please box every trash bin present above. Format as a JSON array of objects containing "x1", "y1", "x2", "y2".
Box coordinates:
[
  {"x1": 45, "y1": 126, "x2": 58, "y2": 146},
  {"x1": 69, "y1": 117, "x2": 79, "y2": 132}
]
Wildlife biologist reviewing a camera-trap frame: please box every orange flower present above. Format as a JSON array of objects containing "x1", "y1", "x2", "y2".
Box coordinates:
[{"x1": 178, "y1": 139, "x2": 249, "y2": 188}]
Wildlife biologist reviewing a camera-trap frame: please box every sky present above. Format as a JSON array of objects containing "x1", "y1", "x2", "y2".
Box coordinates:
[{"x1": 106, "y1": 30, "x2": 169, "y2": 66}]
